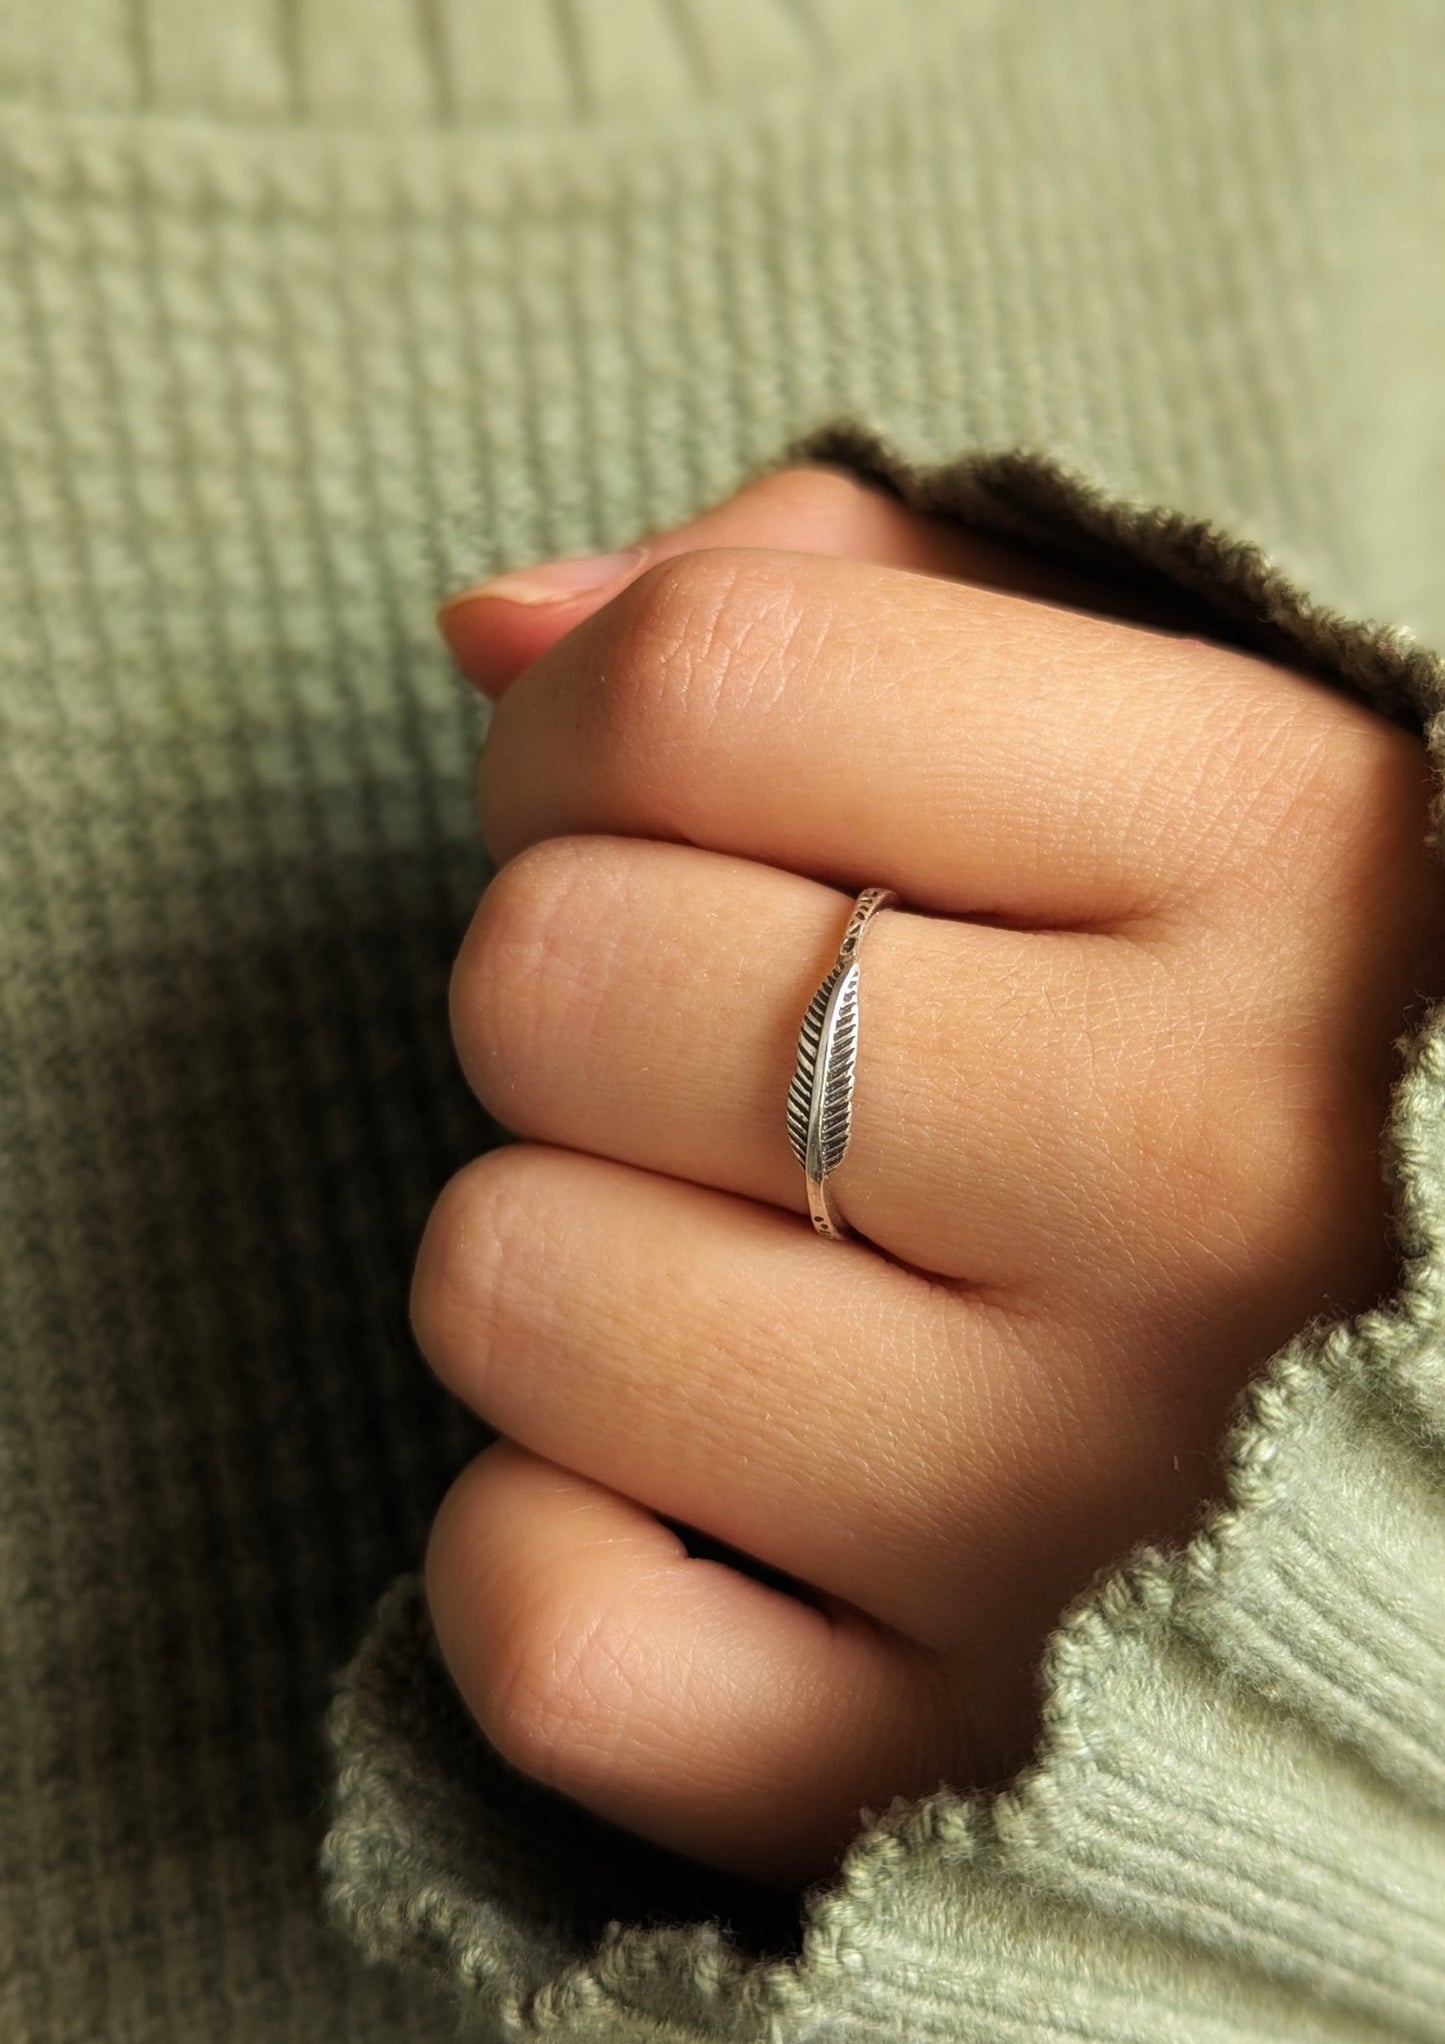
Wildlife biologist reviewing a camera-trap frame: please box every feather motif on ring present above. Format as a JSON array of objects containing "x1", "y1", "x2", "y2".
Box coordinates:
[{"x1": 785, "y1": 960, "x2": 860, "y2": 1180}]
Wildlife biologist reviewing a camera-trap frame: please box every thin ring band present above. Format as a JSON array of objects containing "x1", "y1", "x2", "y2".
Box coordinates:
[{"x1": 785, "y1": 887, "x2": 899, "y2": 1240}]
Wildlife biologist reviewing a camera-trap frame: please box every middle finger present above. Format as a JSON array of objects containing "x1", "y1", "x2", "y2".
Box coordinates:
[{"x1": 453, "y1": 831, "x2": 1172, "y2": 1291}]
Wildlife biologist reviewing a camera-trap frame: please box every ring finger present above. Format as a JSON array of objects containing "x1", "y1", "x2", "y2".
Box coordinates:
[{"x1": 411, "y1": 1139, "x2": 1138, "y2": 1664}]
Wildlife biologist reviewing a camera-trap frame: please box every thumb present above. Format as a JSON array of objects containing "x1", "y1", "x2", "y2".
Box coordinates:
[{"x1": 434, "y1": 463, "x2": 1154, "y2": 700}]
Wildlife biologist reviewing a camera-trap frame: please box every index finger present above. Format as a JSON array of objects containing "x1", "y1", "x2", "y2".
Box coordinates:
[
  {"x1": 437, "y1": 463, "x2": 1210, "y2": 700},
  {"x1": 476, "y1": 542, "x2": 1305, "y2": 929}
]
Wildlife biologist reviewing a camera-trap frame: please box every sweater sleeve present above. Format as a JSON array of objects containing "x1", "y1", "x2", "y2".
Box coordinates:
[{"x1": 318, "y1": 424, "x2": 1445, "y2": 2044}]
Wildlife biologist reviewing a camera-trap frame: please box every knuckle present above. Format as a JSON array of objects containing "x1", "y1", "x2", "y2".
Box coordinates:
[
  {"x1": 425, "y1": 1451, "x2": 661, "y2": 1801},
  {"x1": 423, "y1": 1449, "x2": 498, "y2": 1624},
  {"x1": 605, "y1": 549, "x2": 736, "y2": 738},
  {"x1": 423, "y1": 1457, "x2": 577, "y2": 1785},
  {"x1": 590, "y1": 549, "x2": 805, "y2": 802},
  {"x1": 449, "y1": 838, "x2": 602, "y2": 1116},
  {"x1": 408, "y1": 1147, "x2": 529, "y2": 1384},
  {"x1": 485, "y1": 1598, "x2": 640, "y2": 1795}
]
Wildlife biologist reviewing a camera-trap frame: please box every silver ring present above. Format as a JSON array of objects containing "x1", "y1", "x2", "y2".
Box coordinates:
[{"x1": 785, "y1": 887, "x2": 899, "y2": 1240}]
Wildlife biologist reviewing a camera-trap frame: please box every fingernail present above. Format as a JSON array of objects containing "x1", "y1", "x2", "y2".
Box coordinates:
[{"x1": 437, "y1": 545, "x2": 648, "y2": 618}]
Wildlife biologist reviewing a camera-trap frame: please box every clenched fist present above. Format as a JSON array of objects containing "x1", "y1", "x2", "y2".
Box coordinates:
[{"x1": 411, "y1": 466, "x2": 1445, "y2": 1890}]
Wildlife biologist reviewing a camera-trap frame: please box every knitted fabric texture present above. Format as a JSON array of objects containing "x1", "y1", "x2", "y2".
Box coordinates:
[{"x1": 2, "y1": 3, "x2": 1443, "y2": 2041}]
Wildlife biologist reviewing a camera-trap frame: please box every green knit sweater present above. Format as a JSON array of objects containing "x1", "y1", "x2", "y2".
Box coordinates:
[{"x1": 3, "y1": 3, "x2": 1444, "y2": 2039}]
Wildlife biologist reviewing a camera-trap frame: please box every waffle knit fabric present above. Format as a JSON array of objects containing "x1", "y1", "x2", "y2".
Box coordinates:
[{"x1": 3, "y1": 2, "x2": 1445, "y2": 2039}]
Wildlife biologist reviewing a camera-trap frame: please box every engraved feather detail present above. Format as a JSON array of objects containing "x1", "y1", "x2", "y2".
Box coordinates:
[
  {"x1": 786, "y1": 960, "x2": 861, "y2": 1179},
  {"x1": 786, "y1": 967, "x2": 837, "y2": 1171}
]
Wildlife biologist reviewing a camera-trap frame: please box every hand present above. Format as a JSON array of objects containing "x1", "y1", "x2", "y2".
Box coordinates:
[{"x1": 412, "y1": 466, "x2": 1445, "y2": 1891}]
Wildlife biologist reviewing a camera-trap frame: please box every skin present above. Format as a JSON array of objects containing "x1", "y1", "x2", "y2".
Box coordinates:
[{"x1": 413, "y1": 465, "x2": 1445, "y2": 1892}]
